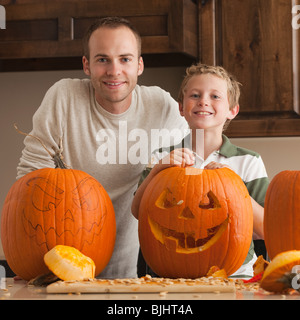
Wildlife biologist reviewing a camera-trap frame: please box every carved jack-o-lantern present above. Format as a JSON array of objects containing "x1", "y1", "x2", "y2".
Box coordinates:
[
  {"x1": 138, "y1": 167, "x2": 253, "y2": 278},
  {"x1": 1, "y1": 168, "x2": 116, "y2": 280}
]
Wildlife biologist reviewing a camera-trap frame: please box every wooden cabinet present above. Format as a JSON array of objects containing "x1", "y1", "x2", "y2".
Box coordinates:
[
  {"x1": 1, "y1": 0, "x2": 300, "y2": 137},
  {"x1": 0, "y1": 0, "x2": 198, "y2": 69},
  {"x1": 199, "y1": 0, "x2": 300, "y2": 137}
]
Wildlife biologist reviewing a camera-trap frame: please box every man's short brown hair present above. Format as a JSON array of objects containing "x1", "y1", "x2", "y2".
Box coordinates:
[{"x1": 83, "y1": 16, "x2": 142, "y2": 60}]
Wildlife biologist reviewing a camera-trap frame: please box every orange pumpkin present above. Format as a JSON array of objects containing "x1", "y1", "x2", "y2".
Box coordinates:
[
  {"x1": 138, "y1": 167, "x2": 253, "y2": 278},
  {"x1": 1, "y1": 168, "x2": 116, "y2": 280},
  {"x1": 264, "y1": 170, "x2": 300, "y2": 260}
]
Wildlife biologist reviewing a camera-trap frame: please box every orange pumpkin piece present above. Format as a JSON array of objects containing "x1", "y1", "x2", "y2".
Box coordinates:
[
  {"x1": 44, "y1": 245, "x2": 95, "y2": 281},
  {"x1": 206, "y1": 266, "x2": 228, "y2": 278},
  {"x1": 260, "y1": 250, "x2": 300, "y2": 293},
  {"x1": 253, "y1": 255, "x2": 269, "y2": 276},
  {"x1": 206, "y1": 266, "x2": 221, "y2": 277},
  {"x1": 211, "y1": 269, "x2": 228, "y2": 279}
]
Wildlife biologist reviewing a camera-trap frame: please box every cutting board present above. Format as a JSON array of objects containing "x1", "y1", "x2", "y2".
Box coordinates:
[{"x1": 46, "y1": 276, "x2": 236, "y2": 294}]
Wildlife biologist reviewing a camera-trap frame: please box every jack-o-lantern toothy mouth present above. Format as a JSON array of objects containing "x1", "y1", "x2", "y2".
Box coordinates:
[{"x1": 148, "y1": 216, "x2": 229, "y2": 254}]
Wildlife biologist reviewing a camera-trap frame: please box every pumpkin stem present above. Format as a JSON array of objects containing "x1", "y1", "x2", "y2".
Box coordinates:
[
  {"x1": 14, "y1": 123, "x2": 69, "y2": 169},
  {"x1": 28, "y1": 272, "x2": 59, "y2": 287},
  {"x1": 278, "y1": 272, "x2": 300, "y2": 292}
]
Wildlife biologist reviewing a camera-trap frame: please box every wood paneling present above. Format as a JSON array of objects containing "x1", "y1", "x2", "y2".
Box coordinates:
[
  {"x1": 220, "y1": 0, "x2": 294, "y2": 116},
  {"x1": 0, "y1": 0, "x2": 198, "y2": 65},
  {"x1": 1, "y1": 0, "x2": 300, "y2": 137},
  {"x1": 199, "y1": 0, "x2": 300, "y2": 137}
]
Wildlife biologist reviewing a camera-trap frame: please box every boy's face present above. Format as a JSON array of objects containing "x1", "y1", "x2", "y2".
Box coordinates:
[
  {"x1": 82, "y1": 26, "x2": 144, "y2": 113},
  {"x1": 179, "y1": 74, "x2": 239, "y2": 132}
]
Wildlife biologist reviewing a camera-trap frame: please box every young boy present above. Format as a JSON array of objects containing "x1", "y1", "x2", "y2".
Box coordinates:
[{"x1": 132, "y1": 63, "x2": 269, "y2": 277}]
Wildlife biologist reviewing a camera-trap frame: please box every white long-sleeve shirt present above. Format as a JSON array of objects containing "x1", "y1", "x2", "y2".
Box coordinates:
[{"x1": 17, "y1": 78, "x2": 188, "y2": 279}]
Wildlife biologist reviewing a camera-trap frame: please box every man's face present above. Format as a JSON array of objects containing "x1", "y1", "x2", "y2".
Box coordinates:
[{"x1": 83, "y1": 26, "x2": 144, "y2": 113}]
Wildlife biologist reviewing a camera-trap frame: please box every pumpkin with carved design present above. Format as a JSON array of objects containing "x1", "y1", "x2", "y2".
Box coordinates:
[
  {"x1": 1, "y1": 168, "x2": 116, "y2": 280},
  {"x1": 138, "y1": 167, "x2": 253, "y2": 278}
]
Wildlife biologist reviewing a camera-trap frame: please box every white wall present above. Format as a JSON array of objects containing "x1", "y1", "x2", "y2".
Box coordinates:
[
  {"x1": 1, "y1": 67, "x2": 300, "y2": 259},
  {"x1": 231, "y1": 137, "x2": 300, "y2": 179}
]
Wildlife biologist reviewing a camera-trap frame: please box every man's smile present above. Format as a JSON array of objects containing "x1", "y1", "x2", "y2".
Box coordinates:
[{"x1": 103, "y1": 81, "x2": 126, "y2": 88}]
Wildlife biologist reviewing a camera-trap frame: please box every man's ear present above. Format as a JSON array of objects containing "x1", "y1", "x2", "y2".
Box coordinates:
[
  {"x1": 137, "y1": 56, "x2": 144, "y2": 76},
  {"x1": 82, "y1": 56, "x2": 90, "y2": 76},
  {"x1": 227, "y1": 104, "x2": 239, "y2": 120}
]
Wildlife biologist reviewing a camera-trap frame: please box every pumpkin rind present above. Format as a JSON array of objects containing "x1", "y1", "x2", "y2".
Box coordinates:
[
  {"x1": 1, "y1": 168, "x2": 116, "y2": 280},
  {"x1": 44, "y1": 245, "x2": 95, "y2": 281},
  {"x1": 260, "y1": 250, "x2": 300, "y2": 293},
  {"x1": 264, "y1": 171, "x2": 300, "y2": 260},
  {"x1": 138, "y1": 167, "x2": 253, "y2": 278}
]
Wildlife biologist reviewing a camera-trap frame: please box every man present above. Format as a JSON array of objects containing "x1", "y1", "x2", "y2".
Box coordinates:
[{"x1": 17, "y1": 17, "x2": 188, "y2": 279}]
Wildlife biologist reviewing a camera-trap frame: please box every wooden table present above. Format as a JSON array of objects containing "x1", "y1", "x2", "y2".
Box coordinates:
[{"x1": 1, "y1": 277, "x2": 299, "y2": 301}]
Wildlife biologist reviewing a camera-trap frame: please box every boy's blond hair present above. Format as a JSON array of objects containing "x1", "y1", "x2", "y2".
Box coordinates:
[{"x1": 178, "y1": 63, "x2": 241, "y2": 110}]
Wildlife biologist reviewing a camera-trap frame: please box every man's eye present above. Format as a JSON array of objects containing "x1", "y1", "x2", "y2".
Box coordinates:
[
  {"x1": 98, "y1": 58, "x2": 107, "y2": 63},
  {"x1": 122, "y1": 57, "x2": 131, "y2": 63}
]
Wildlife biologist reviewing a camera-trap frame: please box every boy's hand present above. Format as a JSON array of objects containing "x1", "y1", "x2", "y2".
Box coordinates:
[
  {"x1": 158, "y1": 148, "x2": 195, "y2": 169},
  {"x1": 204, "y1": 161, "x2": 233, "y2": 171}
]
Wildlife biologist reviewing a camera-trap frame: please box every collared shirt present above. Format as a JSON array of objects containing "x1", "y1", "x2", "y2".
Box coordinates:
[{"x1": 149, "y1": 134, "x2": 269, "y2": 206}]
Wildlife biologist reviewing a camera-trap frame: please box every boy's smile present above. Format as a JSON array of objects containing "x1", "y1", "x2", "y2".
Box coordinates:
[
  {"x1": 194, "y1": 111, "x2": 214, "y2": 116},
  {"x1": 179, "y1": 74, "x2": 238, "y2": 133}
]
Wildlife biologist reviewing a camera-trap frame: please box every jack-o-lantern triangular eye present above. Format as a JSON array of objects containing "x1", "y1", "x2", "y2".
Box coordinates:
[
  {"x1": 155, "y1": 188, "x2": 181, "y2": 209},
  {"x1": 199, "y1": 191, "x2": 221, "y2": 209},
  {"x1": 179, "y1": 207, "x2": 195, "y2": 219}
]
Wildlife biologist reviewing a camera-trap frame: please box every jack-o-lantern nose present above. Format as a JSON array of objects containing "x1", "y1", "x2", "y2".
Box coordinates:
[
  {"x1": 179, "y1": 207, "x2": 195, "y2": 219},
  {"x1": 62, "y1": 209, "x2": 74, "y2": 222}
]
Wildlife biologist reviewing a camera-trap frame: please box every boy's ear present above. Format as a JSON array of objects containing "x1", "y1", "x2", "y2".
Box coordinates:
[
  {"x1": 179, "y1": 102, "x2": 184, "y2": 116},
  {"x1": 227, "y1": 104, "x2": 239, "y2": 120}
]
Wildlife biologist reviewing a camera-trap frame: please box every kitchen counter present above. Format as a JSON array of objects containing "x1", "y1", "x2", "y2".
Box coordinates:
[{"x1": 1, "y1": 278, "x2": 299, "y2": 301}]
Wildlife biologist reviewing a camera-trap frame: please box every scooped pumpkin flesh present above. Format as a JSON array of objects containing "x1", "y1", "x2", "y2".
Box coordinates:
[
  {"x1": 44, "y1": 245, "x2": 95, "y2": 281},
  {"x1": 260, "y1": 250, "x2": 300, "y2": 293}
]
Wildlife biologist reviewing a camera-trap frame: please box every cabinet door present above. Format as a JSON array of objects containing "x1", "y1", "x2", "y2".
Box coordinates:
[
  {"x1": 199, "y1": 0, "x2": 300, "y2": 137},
  {"x1": 0, "y1": 0, "x2": 198, "y2": 70}
]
